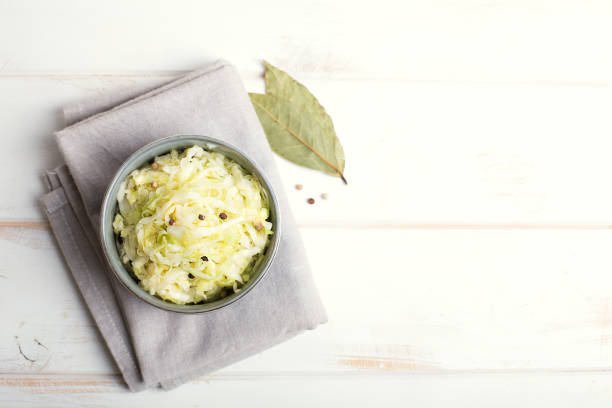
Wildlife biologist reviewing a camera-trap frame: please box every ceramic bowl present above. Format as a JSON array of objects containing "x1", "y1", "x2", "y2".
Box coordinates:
[{"x1": 99, "y1": 135, "x2": 280, "y2": 313}]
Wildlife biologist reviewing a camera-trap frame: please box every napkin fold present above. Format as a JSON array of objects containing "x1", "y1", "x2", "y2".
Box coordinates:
[{"x1": 40, "y1": 60, "x2": 327, "y2": 391}]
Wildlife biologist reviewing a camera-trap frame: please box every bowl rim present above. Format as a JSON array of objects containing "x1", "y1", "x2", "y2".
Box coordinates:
[{"x1": 99, "y1": 134, "x2": 281, "y2": 313}]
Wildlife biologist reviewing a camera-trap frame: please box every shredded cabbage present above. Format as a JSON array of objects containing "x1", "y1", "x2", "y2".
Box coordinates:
[{"x1": 112, "y1": 145, "x2": 273, "y2": 304}]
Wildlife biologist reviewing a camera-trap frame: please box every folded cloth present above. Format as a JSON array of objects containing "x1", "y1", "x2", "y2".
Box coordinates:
[{"x1": 40, "y1": 60, "x2": 327, "y2": 391}]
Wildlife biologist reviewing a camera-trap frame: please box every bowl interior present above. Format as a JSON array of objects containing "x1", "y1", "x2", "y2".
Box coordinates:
[{"x1": 100, "y1": 135, "x2": 280, "y2": 313}]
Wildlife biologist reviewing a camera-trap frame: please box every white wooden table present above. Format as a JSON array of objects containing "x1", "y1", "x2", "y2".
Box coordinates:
[{"x1": 3, "y1": 0, "x2": 612, "y2": 406}]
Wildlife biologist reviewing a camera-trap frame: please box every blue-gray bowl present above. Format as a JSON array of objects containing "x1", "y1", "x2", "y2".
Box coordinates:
[{"x1": 100, "y1": 135, "x2": 281, "y2": 313}]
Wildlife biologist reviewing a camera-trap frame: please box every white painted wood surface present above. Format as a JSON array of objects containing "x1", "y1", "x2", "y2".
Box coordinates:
[{"x1": 3, "y1": 0, "x2": 612, "y2": 405}]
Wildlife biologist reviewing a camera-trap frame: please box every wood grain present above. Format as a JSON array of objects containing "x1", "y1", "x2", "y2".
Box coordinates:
[
  {"x1": 4, "y1": 226, "x2": 612, "y2": 377},
  {"x1": 4, "y1": 372, "x2": 612, "y2": 407},
  {"x1": 5, "y1": 77, "x2": 612, "y2": 225},
  {"x1": 3, "y1": 0, "x2": 612, "y2": 84}
]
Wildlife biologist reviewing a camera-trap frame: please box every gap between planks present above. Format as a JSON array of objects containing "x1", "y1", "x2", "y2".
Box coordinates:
[
  {"x1": 4, "y1": 72, "x2": 612, "y2": 88},
  {"x1": 4, "y1": 367, "x2": 612, "y2": 385},
  {"x1": 3, "y1": 220, "x2": 612, "y2": 231}
]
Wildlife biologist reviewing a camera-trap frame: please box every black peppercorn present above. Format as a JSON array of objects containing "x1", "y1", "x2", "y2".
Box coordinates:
[
  {"x1": 188, "y1": 273, "x2": 194, "y2": 279},
  {"x1": 168, "y1": 219, "x2": 175, "y2": 226},
  {"x1": 198, "y1": 214, "x2": 205, "y2": 220},
  {"x1": 201, "y1": 255, "x2": 209, "y2": 262},
  {"x1": 219, "y1": 212, "x2": 228, "y2": 220}
]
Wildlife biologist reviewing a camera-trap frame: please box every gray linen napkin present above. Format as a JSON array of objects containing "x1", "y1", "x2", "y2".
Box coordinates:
[{"x1": 40, "y1": 60, "x2": 327, "y2": 391}]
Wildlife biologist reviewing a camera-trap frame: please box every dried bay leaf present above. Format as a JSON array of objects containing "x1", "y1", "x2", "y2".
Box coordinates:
[
  {"x1": 263, "y1": 61, "x2": 333, "y2": 122},
  {"x1": 250, "y1": 92, "x2": 347, "y2": 183},
  {"x1": 250, "y1": 61, "x2": 346, "y2": 183}
]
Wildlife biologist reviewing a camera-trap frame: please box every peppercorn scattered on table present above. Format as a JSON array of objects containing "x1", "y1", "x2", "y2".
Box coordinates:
[{"x1": 4, "y1": 1, "x2": 612, "y2": 406}]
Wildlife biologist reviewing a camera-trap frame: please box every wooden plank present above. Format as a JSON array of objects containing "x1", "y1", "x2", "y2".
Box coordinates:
[
  {"x1": 3, "y1": 372, "x2": 612, "y2": 407},
  {"x1": 0, "y1": 223, "x2": 117, "y2": 374},
  {"x1": 3, "y1": 1, "x2": 612, "y2": 83},
  {"x1": 3, "y1": 76, "x2": 612, "y2": 224},
  {"x1": 3, "y1": 225, "x2": 612, "y2": 375}
]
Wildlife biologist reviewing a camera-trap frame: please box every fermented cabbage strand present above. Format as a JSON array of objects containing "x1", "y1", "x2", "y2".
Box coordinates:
[{"x1": 112, "y1": 145, "x2": 272, "y2": 304}]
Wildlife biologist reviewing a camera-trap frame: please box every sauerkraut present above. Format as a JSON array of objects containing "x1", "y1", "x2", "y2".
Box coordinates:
[{"x1": 112, "y1": 145, "x2": 273, "y2": 304}]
